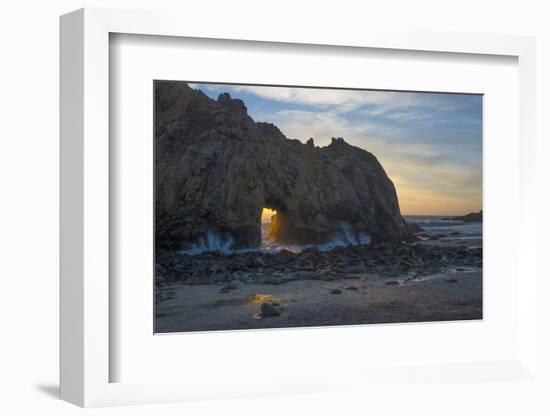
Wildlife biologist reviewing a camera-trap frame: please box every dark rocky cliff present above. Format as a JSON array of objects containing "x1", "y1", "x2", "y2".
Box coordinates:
[{"x1": 155, "y1": 81, "x2": 410, "y2": 249}]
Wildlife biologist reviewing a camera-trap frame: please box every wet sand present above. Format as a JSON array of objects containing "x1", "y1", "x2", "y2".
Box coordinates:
[{"x1": 155, "y1": 269, "x2": 482, "y2": 333}]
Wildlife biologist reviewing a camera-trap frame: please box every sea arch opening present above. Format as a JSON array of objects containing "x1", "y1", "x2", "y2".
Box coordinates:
[
  {"x1": 260, "y1": 207, "x2": 278, "y2": 249},
  {"x1": 257, "y1": 193, "x2": 295, "y2": 249}
]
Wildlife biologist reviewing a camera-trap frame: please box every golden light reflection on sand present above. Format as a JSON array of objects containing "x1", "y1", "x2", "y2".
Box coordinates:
[{"x1": 248, "y1": 293, "x2": 283, "y2": 305}]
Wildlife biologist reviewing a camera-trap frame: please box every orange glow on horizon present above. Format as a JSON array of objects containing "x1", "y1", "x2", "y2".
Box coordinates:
[
  {"x1": 394, "y1": 183, "x2": 482, "y2": 217},
  {"x1": 260, "y1": 195, "x2": 478, "y2": 222}
]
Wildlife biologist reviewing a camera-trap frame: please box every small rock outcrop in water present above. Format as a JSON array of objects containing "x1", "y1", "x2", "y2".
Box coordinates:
[
  {"x1": 448, "y1": 211, "x2": 483, "y2": 222},
  {"x1": 407, "y1": 223, "x2": 425, "y2": 233},
  {"x1": 155, "y1": 81, "x2": 410, "y2": 249}
]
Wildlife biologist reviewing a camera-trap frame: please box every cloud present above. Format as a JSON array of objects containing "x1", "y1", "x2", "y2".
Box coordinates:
[
  {"x1": 231, "y1": 85, "x2": 372, "y2": 111},
  {"x1": 258, "y1": 109, "x2": 373, "y2": 146},
  {"x1": 230, "y1": 84, "x2": 480, "y2": 115},
  {"x1": 191, "y1": 83, "x2": 482, "y2": 140},
  {"x1": 260, "y1": 107, "x2": 481, "y2": 215},
  {"x1": 189, "y1": 82, "x2": 482, "y2": 216}
]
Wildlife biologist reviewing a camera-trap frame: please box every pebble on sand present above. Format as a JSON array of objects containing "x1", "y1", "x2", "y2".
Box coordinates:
[{"x1": 219, "y1": 283, "x2": 239, "y2": 293}]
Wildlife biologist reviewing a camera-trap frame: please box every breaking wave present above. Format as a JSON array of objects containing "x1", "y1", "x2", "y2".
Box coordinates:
[
  {"x1": 179, "y1": 232, "x2": 236, "y2": 255},
  {"x1": 405, "y1": 218, "x2": 465, "y2": 227},
  {"x1": 404, "y1": 216, "x2": 482, "y2": 238},
  {"x1": 269, "y1": 225, "x2": 371, "y2": 254},
  {"x1": 179, "y1": 224, "x2": 371, "y2": 256}
]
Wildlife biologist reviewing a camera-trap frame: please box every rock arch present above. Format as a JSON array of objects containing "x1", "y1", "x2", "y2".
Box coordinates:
[{"x1": 154, "y1": 81, "x2": 410, "y2": 250}]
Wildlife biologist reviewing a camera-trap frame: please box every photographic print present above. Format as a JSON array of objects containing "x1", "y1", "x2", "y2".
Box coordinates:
[{"x1": 154, "y1": 81, "x2": 483, "y2": 333}]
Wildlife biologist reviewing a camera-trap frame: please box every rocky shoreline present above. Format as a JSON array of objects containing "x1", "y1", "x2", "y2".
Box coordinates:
[
  {"x1": 156, "y1": 240, "x2": 482, "y2": 289},
  {"x1": 155, "y1": 237, "x2": 482, "y2": 330},
  {"x1": 152, "y1": 227, "x2": 485, "y2": 331}
]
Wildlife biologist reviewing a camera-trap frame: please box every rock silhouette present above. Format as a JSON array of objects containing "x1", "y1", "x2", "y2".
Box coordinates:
[
  {"x1": 155, "y1": 81, "x2": 410, "y2": 250},
  {"x1": 449, "y1": 211, "x2": 483, "y2": 222}
]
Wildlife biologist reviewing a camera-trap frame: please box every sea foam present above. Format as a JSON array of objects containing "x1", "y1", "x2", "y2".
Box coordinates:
[{"x1": 179, "y1": 224, "x2": 371, "y2": 256}]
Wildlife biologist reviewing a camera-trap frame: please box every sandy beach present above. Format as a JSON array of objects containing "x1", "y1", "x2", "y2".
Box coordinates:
[
  {"x1": 155, "y1": 237, "x2": 483, "y2": 333},
  {"x1": 156, "y1": 270, "x2": 482, "y2": 333}
]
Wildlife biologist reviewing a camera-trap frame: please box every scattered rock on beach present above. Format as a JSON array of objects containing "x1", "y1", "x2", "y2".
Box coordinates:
[
  {"x1": 260, "y1": 276, "x2": 282, "y2": 285},
  {"x1": 320, "y1": 271, "x2": 338, "y2": 281},
  {"x1": 346, "y1": 263, "x2": 368, "y2": 274},
  {"x1": 330, "y1": 288, "x2": 343, "y2": 294},
  {"x1": 398, "y1": 259, "x2": 414, "y2": 271},
  {"x1": 446, "y1": 279, "x2": 459, "y2": 283},
  {"x1": 219, "y1": 283, "x2": 239, "y2": 293},
  {"x1": 158, "y1": 290, "x2": 177, "y2": 302},
  {"x1": 157, "y1": 238, "x2": 483, "y2": 288},
  {"x1": 296, "y1": 260, "x2": 314, "y2": 271},
  {"x1": 292, "y1": 271, "x2": 321, "y2": 281},
  {"x1": 260, "y1": 302, "x2": 281, "y2": 317},
  {"x1": 345, "y1": 286, "x2": 359, "y2": 291},
  {"x1": 385, "y1": 281, "x2": 400, "y2": 286}
]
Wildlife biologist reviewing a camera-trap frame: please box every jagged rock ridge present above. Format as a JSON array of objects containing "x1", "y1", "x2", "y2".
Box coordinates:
[{"x1": 155, "y1": 81, "x2": 410, "y2": 249}]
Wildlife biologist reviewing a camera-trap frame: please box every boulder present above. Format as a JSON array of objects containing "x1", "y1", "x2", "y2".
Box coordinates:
[
  {"x1": 345, "y1": 263, "x2": 368, "y2": 274},
  {"x1": 260, "y1": 302, "x2": 281, "y2": 317}
]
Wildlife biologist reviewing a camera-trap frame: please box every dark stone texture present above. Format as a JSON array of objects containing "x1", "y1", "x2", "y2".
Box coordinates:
[{"x1": 155, "y1": 81, "x2": 410, "y2": 249}]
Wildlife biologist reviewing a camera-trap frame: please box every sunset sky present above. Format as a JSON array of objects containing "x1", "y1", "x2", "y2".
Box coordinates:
[{"x1": 190, "y1": 83, "x2": 482, "y2": 216}]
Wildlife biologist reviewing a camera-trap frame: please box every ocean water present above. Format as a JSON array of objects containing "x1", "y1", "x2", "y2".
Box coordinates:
[
  {"x1": 404, "y1": 215, "x2": 482, "y2": 240},
  {"x1": 178, "y1": 216, "x2": 482, "y2": 256},
  {"x1": 259, "y1": 222, "x2": 371, "y2": 254}
]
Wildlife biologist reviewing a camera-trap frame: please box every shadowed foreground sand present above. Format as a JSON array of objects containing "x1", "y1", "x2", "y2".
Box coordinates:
[{"x1": 155, "y1": 269, "x2": 482, "y2": 333}]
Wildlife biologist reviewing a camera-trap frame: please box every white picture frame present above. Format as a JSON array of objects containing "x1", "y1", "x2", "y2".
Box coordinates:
[{"x1": 60, "y1": 7, "x2": 538, "y2": 408}]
